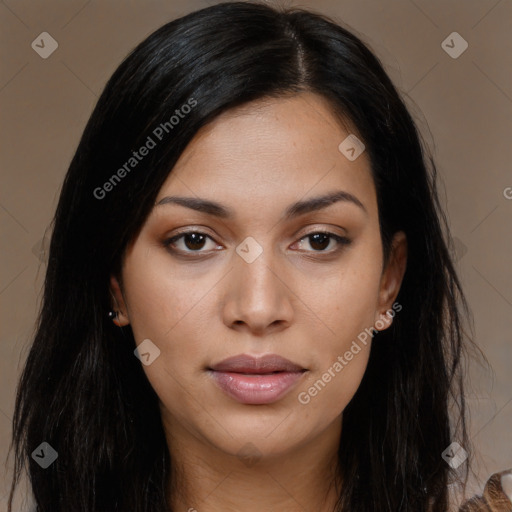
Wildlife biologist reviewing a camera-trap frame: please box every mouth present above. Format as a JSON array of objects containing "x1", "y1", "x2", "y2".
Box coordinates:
[{"x1": 207, "y1": 354, "x2": 308, "y2": 405}]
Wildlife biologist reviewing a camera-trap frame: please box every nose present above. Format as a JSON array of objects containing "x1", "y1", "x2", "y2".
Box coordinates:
[{"x1": 222, "y1": 245, "x2": 294, "y2": 336}]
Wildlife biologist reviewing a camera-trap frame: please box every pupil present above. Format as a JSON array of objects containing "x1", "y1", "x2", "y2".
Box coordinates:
[
  {"x1": 185, "y1": 233, "x2": 205, "y2": 250},
  {"x1": 310, "y1": 233, "x2": 329, "y2": 251}
]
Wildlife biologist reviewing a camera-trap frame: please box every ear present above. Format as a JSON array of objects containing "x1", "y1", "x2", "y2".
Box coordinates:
[
  {"x1": 375, "y1": 231, "x2": 407, "y2": 330},
  {"x1": 109, "y1": 275, "x2": 130, "y2": 327}
]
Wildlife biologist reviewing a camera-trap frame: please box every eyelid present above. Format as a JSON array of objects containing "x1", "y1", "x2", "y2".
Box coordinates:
[{"x1": 295, "y1": 224, "x2": 348, "y2": 239}]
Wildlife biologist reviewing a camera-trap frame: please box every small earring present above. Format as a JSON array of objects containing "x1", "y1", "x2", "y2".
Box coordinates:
[{"x1": 108, "y1": 310, "x2": 118, "y2": 319}]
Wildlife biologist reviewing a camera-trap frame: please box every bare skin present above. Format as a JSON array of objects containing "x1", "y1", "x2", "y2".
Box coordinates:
[{"x1": 110, "y1": 91, "x2": 407, "y2": 512}]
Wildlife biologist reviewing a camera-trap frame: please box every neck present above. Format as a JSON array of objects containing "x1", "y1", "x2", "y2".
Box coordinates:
[{"x1": 164, "y1": 415, "x2": 343, "y2": 512}]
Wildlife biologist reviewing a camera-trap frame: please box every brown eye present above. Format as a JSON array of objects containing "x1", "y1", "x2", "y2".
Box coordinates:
[
  {"x1": 295, "y1": 232, "x2": 351, "y2": 253},
  {"x1": 181, "y1": 232, "x2": 207, "y2": 251},
  {"x1": 164, "y1": 231, "x2": 219, "y2": 254},
  {"x1": 163, "y1": 229, "x2": 351, "y2": 258},
  {"x1": 308, "y1": 233, "x2": 331, "y2": 251}
]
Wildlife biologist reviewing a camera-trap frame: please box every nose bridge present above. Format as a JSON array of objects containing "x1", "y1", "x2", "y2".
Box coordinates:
[
  {"x1": 224, "y1": 234, "x2": 293, "y2": 331},
  {"x1": 235, "y1": 235, "x2": 281, "y2": 302}
]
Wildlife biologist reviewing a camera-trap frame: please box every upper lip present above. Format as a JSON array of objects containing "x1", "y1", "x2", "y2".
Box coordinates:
[{"x1": 209, "y1": 354, "x2": 305, "y2": 374}]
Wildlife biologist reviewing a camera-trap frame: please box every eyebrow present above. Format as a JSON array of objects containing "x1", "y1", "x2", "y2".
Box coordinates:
[{"x1": 155, "y1": 190, "x2": 367, "y2": 219}]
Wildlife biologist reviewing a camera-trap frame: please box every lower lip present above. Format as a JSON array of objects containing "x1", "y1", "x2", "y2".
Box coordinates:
[{"x1": 209, "y1": 370, "x2": 305, "y2": 404}]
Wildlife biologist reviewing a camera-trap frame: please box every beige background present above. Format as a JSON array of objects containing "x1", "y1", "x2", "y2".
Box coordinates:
[{"x1": 1, "y1": 0, "x2": 511, "y2": 510}]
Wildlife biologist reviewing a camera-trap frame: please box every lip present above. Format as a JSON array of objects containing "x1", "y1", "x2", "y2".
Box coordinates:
[{"x1": 208, "y1": 354, "x2": 307, "y2": 405}]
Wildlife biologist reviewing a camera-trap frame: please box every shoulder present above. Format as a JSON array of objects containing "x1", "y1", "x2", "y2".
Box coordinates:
[{"x1": 458, "y1": 468, "x2": 512, "y2": 511}]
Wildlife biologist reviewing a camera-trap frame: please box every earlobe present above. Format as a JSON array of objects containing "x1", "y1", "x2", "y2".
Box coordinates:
[
  {"x1": 109, "y1": 275, "x2": 130, "y2": 326},
  {"x1": 376, "y1": 231, "x2": 407, "y2": 327}
]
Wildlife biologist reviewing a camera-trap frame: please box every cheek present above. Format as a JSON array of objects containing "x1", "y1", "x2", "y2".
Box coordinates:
[
  {"x1": 122, "y1": 246, "x2": 208, "y2": 340},
  {"x1": 294, "y1": 240, "x2": 382, "y2": 415},
  {"x1": 300, "y1": 244, "x2": 383, "y2": 348},
  {"x1": 120, "y1": 250, "x2": 214, "y2": 401},
  {"x1": 300, "y1": 347, "x2": 370, "y2": 403},
  {"x1": 122, "y1": 263, "x2": 210, "y2": 427},
  {"x1": 296, "y1": 306, "x2": 373, "y2": 425}
]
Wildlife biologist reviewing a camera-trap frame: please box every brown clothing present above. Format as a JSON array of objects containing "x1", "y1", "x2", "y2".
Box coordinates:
[{"x1": 458, "y1": 469, "x2": 512, "y2": 511}]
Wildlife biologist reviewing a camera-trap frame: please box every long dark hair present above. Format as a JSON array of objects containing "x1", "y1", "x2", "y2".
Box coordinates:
[{"x1": 8, "y1": 2, "x2": 475, "y2": 510}]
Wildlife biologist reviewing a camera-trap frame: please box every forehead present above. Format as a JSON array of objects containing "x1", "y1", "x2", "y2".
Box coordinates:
[{"x1": 156, "y1": 92, "x2": 377, "y2": 218}]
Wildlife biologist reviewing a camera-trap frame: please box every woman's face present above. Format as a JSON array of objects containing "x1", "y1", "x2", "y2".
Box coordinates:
[{"x1": 111, "y1": 91, "x2": 406, "y2": 462}]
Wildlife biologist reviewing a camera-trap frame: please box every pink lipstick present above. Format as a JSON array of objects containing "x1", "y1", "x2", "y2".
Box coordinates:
[{"x1": 208, "y1": 354, "x2": 307, "y2": 405}]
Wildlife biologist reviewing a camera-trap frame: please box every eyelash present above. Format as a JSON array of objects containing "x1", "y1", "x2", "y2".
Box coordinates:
[{"x1": 162, "y1": 229, "x2": 352, "y2": 257}]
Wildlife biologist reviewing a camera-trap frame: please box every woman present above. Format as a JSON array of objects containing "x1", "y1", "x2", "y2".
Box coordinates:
[{"x1": 7, "y1": 2, "x2": 511, "y2": 511}]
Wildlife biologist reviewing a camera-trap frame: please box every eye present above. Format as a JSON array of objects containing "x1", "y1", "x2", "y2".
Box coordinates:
[
  {"x1": 163, "y1": 229, "x2": 351, "y2": 257},
  {"x1": 292, "y1": 231, "x2": 352, "y2": 253},
  {"x1": 163, "y1": 231, "x2": 221, "y2": 254}
]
